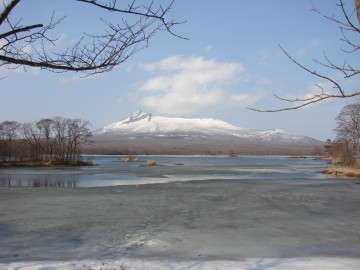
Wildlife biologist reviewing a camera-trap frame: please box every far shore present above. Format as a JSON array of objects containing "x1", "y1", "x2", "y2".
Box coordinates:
[
  {"x1": 0, "y1": 160, "x2": 93, "y2": 168},
  {"x1": 3, "y1": 156, "x2": 359, "y2": 180}
]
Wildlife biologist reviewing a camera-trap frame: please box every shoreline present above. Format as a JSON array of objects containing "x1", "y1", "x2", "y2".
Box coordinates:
[
  {"x1": 322, "y1": 166, "x2": 360, "y2": 178},
  {"x1": 2, "y1": 257, "x2": 360, "y2": 270},
  {"x1": 0, "y1": 160, "x2": 93, "y2": 168}
]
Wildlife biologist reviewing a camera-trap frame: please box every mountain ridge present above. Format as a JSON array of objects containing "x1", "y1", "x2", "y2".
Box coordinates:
[
  {"x1": 94, "y1": 110, "x2": 321, "y2": 144},
  {"x1": 89, "y1": 110, "x2": 323, "y2": 155}
]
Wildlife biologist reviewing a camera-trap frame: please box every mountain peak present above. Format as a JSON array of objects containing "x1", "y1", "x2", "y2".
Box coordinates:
[
  {"x1": 94, "y1": 112, "x2": 321, "y2": 146},
  {"x1": 122, "y1": 110, "x2": 152, "y2": 124},
  {"x1": 133, "y1": 109, "x2": 148, "y2": 119}
]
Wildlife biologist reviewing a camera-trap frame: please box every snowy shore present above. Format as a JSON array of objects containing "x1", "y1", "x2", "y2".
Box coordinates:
[{"x1": 2, "y1": 257, "x2": 360, "y2": 270}]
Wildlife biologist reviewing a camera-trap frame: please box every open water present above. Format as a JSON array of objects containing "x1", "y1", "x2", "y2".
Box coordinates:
[{"x1": 0, "y1": 155, "x2": 329, "y2": 188}]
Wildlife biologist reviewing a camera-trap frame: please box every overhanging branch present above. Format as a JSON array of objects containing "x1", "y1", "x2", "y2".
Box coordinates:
[
  {"x1": 0, "y1": 0, "x2": 185, "y2": 75},
  {"x1": 250, "y1": 0, "x2": 360, "y2": 113},
  {"x1": 248, "y1": 92, "x2": 360, "y2": 113},
  {"x1": 0, "y1": 0, "x2": 20, "y2": 26},
  {"x1": 0, "y1": 24, "x2": 43, "y2": 39},
  {"x1": 278, "y1": 44, "x2": 346, "y2": 97}
]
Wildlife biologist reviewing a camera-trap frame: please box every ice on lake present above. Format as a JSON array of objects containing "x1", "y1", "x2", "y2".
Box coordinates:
[{"x1": 1, "y1": 156, "x2": 360, "y2": 269}]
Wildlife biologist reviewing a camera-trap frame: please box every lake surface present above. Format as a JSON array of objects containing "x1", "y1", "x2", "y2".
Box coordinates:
[
  {"x1": 0, "y1": 155, "x2": 330, "y2": 188},
  {"x1": 1, "y1": 156, "x2": 360, "y2": 269}
]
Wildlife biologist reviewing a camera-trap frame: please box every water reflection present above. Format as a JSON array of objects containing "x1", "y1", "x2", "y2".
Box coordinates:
[
  {"x1": 0, "y1": 177, "x2": 78, "y2": 188},
  {"x1": 0, "y1": 155, "x2": 330, "y2": 188}
]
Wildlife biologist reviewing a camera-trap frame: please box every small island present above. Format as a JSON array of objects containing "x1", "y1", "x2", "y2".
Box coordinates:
[{"x1": 0, "y1": 117, "x2": 92, "y2": 168}]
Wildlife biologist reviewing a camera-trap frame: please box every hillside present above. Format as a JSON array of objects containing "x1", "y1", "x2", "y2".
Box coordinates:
[{"x1": 88, "y1": 110, "x2": 323, "y2": 155}]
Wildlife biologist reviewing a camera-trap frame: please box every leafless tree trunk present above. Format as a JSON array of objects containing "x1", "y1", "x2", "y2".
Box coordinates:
[
  {"x1": 52, "y1": 117, "x2": 70, "y2": 162},
  {"x1": 66, "y1": 119, "x2": 92, "y2": 163},
  {"x1": 21, "y1": 122, "x2": 42, "y2": 161},
  {"x1": 0, "y1": 0, "x2": 185, "y2": 75}
]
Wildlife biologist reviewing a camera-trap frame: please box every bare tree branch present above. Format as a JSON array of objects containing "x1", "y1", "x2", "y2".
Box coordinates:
[
  {"x1": 278, "y1": 44, "x2": 346, "y2": 97},
  {"x1": 0, "y1": 0, "x2": 185, "y2": 75},
  {"x1": 0, "y1": 0, "x2": 20, "y2": 26},
  {"x1": 250, "y1": 0, "x2": 360, "y2": 112},
  {"x1": 248, "y1": 92, "x2": 360, "y2": 113},
  {"x1": 0, "y1": 24, "x2": 43, "y2": 39}
]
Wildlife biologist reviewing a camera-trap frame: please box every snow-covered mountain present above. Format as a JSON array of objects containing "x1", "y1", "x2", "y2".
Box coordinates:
[{"x1": 93, "y1": 110, "x2": 321, "y2": 145}]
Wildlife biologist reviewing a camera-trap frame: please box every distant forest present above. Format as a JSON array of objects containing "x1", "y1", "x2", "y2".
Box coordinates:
[
  {"x1": 0, "y1": 117, "x2": 92, "y2": 165},
  {"x1": 87, "y1": 137, "x2": 323, "y2": 156}
]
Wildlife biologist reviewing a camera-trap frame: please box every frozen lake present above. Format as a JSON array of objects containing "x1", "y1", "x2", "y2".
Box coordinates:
[
  {"x1": 0, "y1": 155, "x2": 330, "y2": 188},
  {"x1": 1, "y1": 156, "x2": 360, "y2": 269}
]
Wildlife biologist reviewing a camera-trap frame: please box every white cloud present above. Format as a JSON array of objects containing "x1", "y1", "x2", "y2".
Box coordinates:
[
  {"x1": 274, "y1": 80, "x2": 339, "y2": 110},
  {"x1": 59, "y1": 76, "x2": 81, "y2": 84},
  {"x1": 58, "y1": 69, "x2": 106, "y2": 84},
  {"x1": 136, "y1": 55, "x2": 260, "y2": 115},
  {"x1": 230, "y1": 93, "x2": 263, "y2": 106},
  {"x1": 126, "y1": 63, "x2": 134, "y2": 72},
  {"x1": 0, "y1": 63, "x2": 40, "y2": 77},
  {"x1": 204, "y1": 45, "x2": 214, "y2": 52},
  {"x1": 305, "y1": 81, "x2": 338, "y2": 98},
  {"x1": 54, "y1": 33, "x2": 66, "y2": 46},
  {"x1": 296, "y1": 39, "x2": 321, "y2": 57}
]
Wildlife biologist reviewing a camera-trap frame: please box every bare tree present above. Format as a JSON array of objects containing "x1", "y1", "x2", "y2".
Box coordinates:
[
  {"x1": 0, "y1": 0, "x2": 184, "y2": 75},
  {"x1": 21, "y1": 122, "x2": 43, "y2": 161},
  {"x1": 336, "y1": 103, "x2": 360, "y2": 145},
  {"x1": 13, "y1": 117, "x2": 92, "y2": 163},
  {"x1": 0, "y1": 120, "x2": 20, "y2": 161},
  {"x1": 36, "y1": 118, "x2": 55, "y2": 161},
  {"x1": 326, "y1": 140, "x2": 354, "y2": 164},
  {"x1": 251, "y1": 0, "x2": 360, "y2": 112},
  {"x1": 335, "y1": 103, "x2": 360, "y2": 160},
  {"x1": 65, "y1": 119, "x2": 92, "y2": 162}
]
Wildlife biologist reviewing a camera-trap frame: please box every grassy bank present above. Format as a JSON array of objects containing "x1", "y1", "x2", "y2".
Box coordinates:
[{"x1": 322, "y1": 166, "x2": 360, "y2": 178}]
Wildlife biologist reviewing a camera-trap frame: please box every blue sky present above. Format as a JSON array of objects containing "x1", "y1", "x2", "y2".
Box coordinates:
[{"x1": 1, "y1": 0, "x2": 359, "y2": 141}]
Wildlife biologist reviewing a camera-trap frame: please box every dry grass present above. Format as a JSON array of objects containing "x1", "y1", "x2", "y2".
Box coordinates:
[
  {"x1": 323, "y1": 166, "x2": 360, "y2": 178},
  {"x1": 118, "y1": 155, "x2": 139, "y2": 162},
  {"x1": 145, "y1": 160, "x2": 157, "y2": 166}
]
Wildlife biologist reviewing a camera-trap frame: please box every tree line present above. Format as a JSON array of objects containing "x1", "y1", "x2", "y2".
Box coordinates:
[
  {"x1": 325, "y1": 102, "x2": 360, "y2": 166},
  {"x1": 0, "y1": 117, "x2": 92, "y2": 164}
]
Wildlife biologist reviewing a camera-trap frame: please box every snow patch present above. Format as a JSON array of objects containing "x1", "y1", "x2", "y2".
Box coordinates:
[
  {"x1": 2, "y1": 258, "x2": 360, "y2": 270},
  {"x1": 95, "y1": 110, "x2": 242, "y2": 136},
  {"x1": 93, "y1": 111, "x2": 320, "y2": 144}
]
